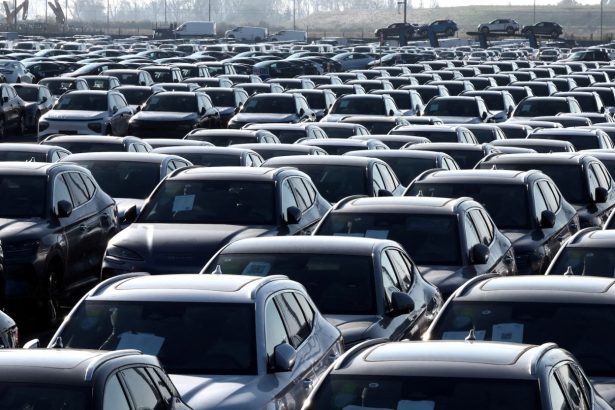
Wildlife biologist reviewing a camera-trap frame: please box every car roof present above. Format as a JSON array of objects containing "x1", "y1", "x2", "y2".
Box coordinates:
[
  {"x1": 62, "y1": 152, "x2": 174, "y2": 163},
  {"x1": 412, "y1": 143, "x2": 485, "y2": 151},
  {"x1": 0, "y1": 143, "x2": 63, "y2": 153},
  {"x1": 170, "y1": 166, "x2": 282, "y2": 181},
  {"x1": 42, "y1": 135, "x2": 132, "y2": 144},
  {"x1": 566, "y1": 228, "x2": 615, "y2": 248},
  {"x1": 333, "y1": 196, "x2": 471, "y2": 215},
  {"x1": 153, "y1": 146, "x2": 255, "y2": 155},
  {"x1": 334, "y1": 340, "x2": 553, "y2": 380},
  {"x1": 415, "y1": 169, "x2": 531, "y2": 184},
  {"x1": 483, "y1": 153, "x2": 588, "y2": 165},
  {"x1": 264, "y1": 154, "x2": 377, "y2": 167},
  {"x1": 0, "y1": 161, "x2": 58, "y2": 175}
]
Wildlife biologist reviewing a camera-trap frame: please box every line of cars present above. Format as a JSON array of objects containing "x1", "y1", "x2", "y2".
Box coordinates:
[{"x1": 0, "y1": 34, "x2": 615, "y2": 409}]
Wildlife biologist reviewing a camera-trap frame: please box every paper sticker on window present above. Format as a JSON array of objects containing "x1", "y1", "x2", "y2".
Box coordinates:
[
  {"x1": 117, "y1": 332, "x2": 165, "y2": 355},
  {"x1": 241, "y1": 261, "x2": 271, "y2": 276},
  {"x1": 441, "y1": 330, "x2": 486, "y2": 340},
  {"x1": 365, "y1": 229, "x2": 389, "y2": 239},
  {"x1": 492, "y1": 323, "x2": 524, "y2": 343},
  {"x1": 397, "y1": 400, "x2": 435, "y2": 410},
  {"x1": 172, "y1": 194, "x2": 195, "y2": 212}
]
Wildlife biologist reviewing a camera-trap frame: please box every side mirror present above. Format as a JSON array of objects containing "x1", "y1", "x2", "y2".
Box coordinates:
[
  {"x1": 540, "y1": 209, "x2": 556, "y2": 229},
  {"x1": 388, "y1": 109, "x2": 395, "y2": 116},
  {"x1": 122, "y1": 205, "x2": 138, "y2": 224},
  {"x1": 389, "y1": 291, "x2": 415, "y2": 316},
  {"x1": 140, "y1": 81, "x2": 146, "y2": 86},
  {"x1": 377, "y1": 189, "x2": 393, "y2": 197},
  {"x1": 41, "y1": 96, "x2": 48, "y2": 103},
  {"x1": 469, "y1": 243, "x2": 490, "y2": 265},
  {"x1": 56, "y1": 200, "x2": 73, "y2": 218},
  {"x1": 135, "y1": 105, "x2": 142, "y2": 112},
  {"x1": 286, "y1": 206, "x2": 302, "y2": 224},
  {"x1": 299, "y1": 108, "x2": 305, "y2": 117},
  {"x1": 200, "y1": 107, "x2": 206, "y2": 115},
  {"x1": 481, "y1": 111, "x2": 488, "y2": 121},
  {"x1": 112, "y1": 106, "x2": 118, "y2": 114},
  {"x1": 23, "y1": 339, "x2": 40, "y2": 349},
  {"x1": 595, "y1": 186, "x2": 608, "y2": 204},
  {"x1": 2, "y1": 96, "x2": 7, "y2": 103},
  {"x1": 273, "y1": 342, "x2": 296, "y2": 372}
]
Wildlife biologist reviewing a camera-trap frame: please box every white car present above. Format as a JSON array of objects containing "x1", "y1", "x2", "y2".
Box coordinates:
[
  {"x1": 38, "y1": 90, "x2": 133, "y2": 138},
  {"x1": 477, "y1": 18, "x2": 520, "y2": 34},
  {"x1": 0, "y1": 60, "x2": 34, "y2": 83}
]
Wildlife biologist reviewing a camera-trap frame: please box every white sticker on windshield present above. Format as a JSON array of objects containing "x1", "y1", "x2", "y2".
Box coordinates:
[
  {"x1": 441, "y1": 330, "x2": 486, "y2": 340},
  {"x1": 492, "y1": 323, "x2": 524, "y2": 343},
  {"x1": 172, "y1": 194, "x2": 195, "y2": 213},
  {"x1": 397, "y1": 400, "x2": 435, "y2": 410},
  {"x1": 116, "y1": 332, "x2": 165, "y2": 355},
  {"x1": 365, "y1": 230, "x2": 389, "y2": 239},
  {"x1": 242, "y1": 261, "x2": 271, "y2": 276}
]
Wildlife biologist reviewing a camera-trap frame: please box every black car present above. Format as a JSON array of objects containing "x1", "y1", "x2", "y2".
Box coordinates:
[
  {"x1": 314, "y1": 195, "x2": 515, "y2": 300},
  {"x1": 407, "y1": 169, "x2": 579, "y2": 275},
  {"x1": 0, "y1": 349, "x2": 190, "y2": 410},
  {"x1": 521, "y1": 21, "x2": 564, "y2": 38},
  {"x1": 100, "y1": 69, "x2": 155, "y2": 86},
  {"x1": 153, "y1": 146, "x2": 264, "y2": 167},
  {"x1": 497, "y1": 122, "x2": 533, "y2": 139},
  {"x1": 487, "y1": 85, "x2": 534, "y2": 104},
  {"x1": 141, "y1": 65, "x2": 183, "y2": 83},
  {"x1": 203, "y1": 236, "x2": 442, "y2": 347},
  {"x1": 0, "y1": 162, "x2": 118, "y2": 323},
  {"x1": 303, "y1": 340, "x2": 609, "y2": 410},
  {"x1": 23, "y1": 60, "x2": 71, "y2": 82},
  {"x1": 477, "y1": 153, "x2": 615, "y2": 228},
  {"x1": 234, "y1": 82, "x2": 285, "y2": 96},
  {"x1": 128, "y1": 91, "x2": 221, "y2": 138},
  {"x1": 407, "y1": 143, "x2": 499, "y2": 169},
  {"x1": 184, "y1": 129, "x2": 280, "y2": 146},
  {"x1": 227, "y1": 93, "x2": 316, "y2": 129},
  {"x1": 101, "y1": 166, "x2": 331, "y2": 277},
  {"x1": 114, "y1": 85, "x2": 164, "y2": 111},
  {"x1": 40, "y1": 135, "x2": 152, "y2": 153},
  {"x1": 12, "y1": 84, "x2": 53, "y2": 131},
  {"x1": 284, "y1": 89, "x2": 337, "y2": 121},
  {"x1": 321, "y1": 94, "x2": 402, "y2": 122},
  {"x1": 374, "y1": 22, "x2": 416, "y2": 39},
  {"x1": 528, "y1": 128, "x2": 614, "y2": 151},
  {"x1": 0, "y1": 143, "x2": 70, "y2": 162},
  {"x1": 510, "y1": 96, "x2": 581, "y2": 120},
  {"x1": 425, "y1": 274, "x2": 615, "y2": 407},
  {"x1": 263, "y1": 155, "x2": 405, "y2": 203},
  {"x1": 233, "y1": 143, "x2": 327, "y2": 160}
]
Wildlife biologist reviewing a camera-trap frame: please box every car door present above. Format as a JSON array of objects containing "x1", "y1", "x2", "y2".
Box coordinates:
[
  {"x1": 537, "y1": 179, "x2": 572, "y2": 254},
  {"x1": 6, "y1": 86, "x2": 21, "y2": 127},
  {"x1": 0, "y1": 86, "x2": 15, "y2": 126},
  {"x1": 589, "y1": 161, "x2": 615, "y2": 224},
  {"x1": 112, "y1": 94, "x2": 131, "y2": 135}
]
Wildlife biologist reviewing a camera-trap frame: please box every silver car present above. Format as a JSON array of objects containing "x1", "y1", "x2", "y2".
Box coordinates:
[
  {"x1": 38, "y1": 90, "x2": 133, "y2": 138},
  {"x1": 0, "y1": 60, "x2": 34, "y2": 83},
  {"x1": 47, "y1": 273, "x2": 344, "y2": 410}
]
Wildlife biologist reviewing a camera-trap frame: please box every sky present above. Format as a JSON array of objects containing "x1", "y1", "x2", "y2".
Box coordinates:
[{"x1": 433, "y1": 0, "x2": 603, "y2": 5}]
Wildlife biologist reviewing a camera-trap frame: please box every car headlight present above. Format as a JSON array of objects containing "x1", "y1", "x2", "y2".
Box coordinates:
[
  {"x1": 38, "y1": 121, "x2": 49, "y2": 132},
  {"x1": 88, "y1": 122, "x2": 102, "y2": 133},
  {"x1": 106, "y1": 245, "x2": 143, "y2": 261}
]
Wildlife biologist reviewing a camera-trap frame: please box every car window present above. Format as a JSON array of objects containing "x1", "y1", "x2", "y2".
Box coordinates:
[
  {"x1": 598, "y1": 163, "x2": 613, "y2": 189},
  {"x1": 478, "y1": 209, "x2": 495, "y2": 243},
  {"x1": 464, "y1": 213, "x2": 481, "y2": 250},
  {"x1": 294, "y1": 292, "x2": 315, "y2": 327},
  {"x1": 587, "y1": 164, "x2": 600, "y2": 197},
  {"x1": 265, "y1": 299, "x2": 289, "y2": 364},
  {"x1": 113, "y1": 94, "x2": 127, "y2": 108},
  {"x1": 0, "y1": 86, "x2": 8, "y2": 100},
  {"x1": 550, "y1": 371, "x2": 572, "y2": 410},
  {"x1": 372, "y1": 164, "x2": 386, "y2": 193},
  {"x1": 381, "y1": 251, "x2": 401, "y2": 303},
  {"x1": 556, "y1": 364, "x2": 589, "y2": 410},
  {"x1": 275, "y1": 293, "x2": 309, "y2": 349},
  {"x1": 249, "y1": 154, "x2": 263, "y2": 167},
  {"x1": 81, "y1": 173, "x2": 96, "y2": 198},
  {"x1": 145, "y1": 367, "x2": 174, "y2": 403},
  {"x1": 289, "y1": 177, "x2": 311, "y2": 211},
  {"x1": 546, "y1": 181, "x2": 562, "y2": 209},
  {"x1": 281, "y1": 179, "x2": 299, "y2": 214},
  {"x1": 469, "y1": 209, "x2": 493, "y2": 245},
  {"x1": 538, "y1": 180, "x2": 559, "y2": 212},
  {"x1": 53, "y1": 174, "x2": 73, "y2": 209},
  {"x1": 377, "y1": 163, "x2": 399, "y2": 193},
  {"x1": 121, "y1": 368, "x2": 163, "y2": 410},
  {"x1": 532, "y1": 182, "x2": 549, "y2": 221},
  {"x1": 64, "y1": 172, "x2": 89, "y2": 206},
  {"x1": 103, "y1": 374, "x2": 130, "y2": 410},
  {"x1": 386, "y1": 249, "x2": 413, "y2": 291},
  {"x1": 591, "y1": 163, "x2": 610, "y2": 190},
  {"x1": 302, "y1": 178, "x2": 317, "y2": 203}
]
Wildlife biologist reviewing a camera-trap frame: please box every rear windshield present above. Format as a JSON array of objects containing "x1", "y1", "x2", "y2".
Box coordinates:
[
  {"x1": 330, "y1": 98, "x2": 386, "y2": 116},
  {"x1": 290, "y1": 164, "x2": 368, "y2": 203}
]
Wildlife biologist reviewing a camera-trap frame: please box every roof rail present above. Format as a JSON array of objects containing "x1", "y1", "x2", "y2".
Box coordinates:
[
  {"x1": 411, "y1": 167, "x2": 441, "y2": 183},
  {"x1": 333, "y1": 194, "x2": 368, "y2": 210},
  {"x1": 456, "y1": 272, "x2": 502, "y2": 298},
  {"x1": 569, "y1": 226, "x2": 600, "y2": 245},
  {"x1": 334, "y1": 338, "x2": 389, "y2": 370},
  {"x1": 89, "y1": 272, "x2": 149, "y2": 297},
  {"x1": 84, "y1": 349, "x2": 142, "y2": 381},
  {"x1": 250, "y1": 274, "x2": 290, "y2": 298},
  {"x1": 530, "y1": 343, "x2": 558, "y2": 376},
  {"x1": 167, "y1": 164, "x2": 201, "y2": 178}
]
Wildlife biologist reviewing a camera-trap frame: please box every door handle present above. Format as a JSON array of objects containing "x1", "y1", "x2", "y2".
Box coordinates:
[
  {"x1": 79, "y1": 224, "x2": 89, "y2": 232},
  {"x1": 303, "y1": 378, "x2": 313, "y2": 390}
]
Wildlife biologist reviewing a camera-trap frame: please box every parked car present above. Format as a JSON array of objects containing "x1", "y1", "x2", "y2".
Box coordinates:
[
  {"x1": 0, "y1": 310, "x2": 17, "y2": 348},
  {"x1": 0, "y1": 59, "x2": 33, "y2": 83},
  {"x1": 0, "y1": 143, "x2": 70, "y2": 162},
  {"x1": 0, "y1": 162, "x2": 118, "y2": 324},
  {"x1": 12, "y1": 83, "x2": 52, "y2": 131},
  {"x1": 374, "y1": 22, "x2": 416, "y2": 39},
  {"x1": 199, "y1": 87, "x2": 249, "y2": 126},
  {"x1": 478, "y1": 18, "x2": 520, "y2": 34},
  {"x1": 184, "y1": 129, "x2": 280, "y2": 146},
  {"x1": 228, "y1": 93, "x2": 315, "y2": 129},
  {"x1": 101, "y1": 68, "x2": 154, "y2": 86},
  {"x1": 417, "y1": 19, "x2": 459, "y2": 38},
  {"x1": 51, "y1": 273, "x2": 343, "y2": 410},
  {"x1": 40, "y1": 135, "x2": 152, "y2": 153},
  {"x1": 321, "y1": 94, "x2": 401, "y2": 122},
  {"x1": 546, "y1": 227, "x2": 615, "y2": 276},
  {"x1": 38, "y1": 77, "x2": 89, "y2": 102},
  {"x1": 154, "y1": 146, "x2": 264, "y2": 167},
  {"x1": 521, "y1": 21, "x2": 564, "y2": 38},
  {"x1": 528, "y1": 128, "x2": 614, "y2": 151}
]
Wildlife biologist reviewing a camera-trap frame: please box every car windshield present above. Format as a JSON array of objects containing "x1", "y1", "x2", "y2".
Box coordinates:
[
  {"x1": 357, "y1": 121, "x2": 397, "y2": 134},
  {"x1": 431, "y1": 301, "x2": 615, "y2": 377},
  {"x1": 330, "y1": 98, "x2": 386, "y2": 115},
  {"x1": 317, "y1": 126, "x2": 356, "y2": 138},
  {"x1": 188, "y1": 134, "x2": 255, "y2": 146},
  {"x1": 143, "y1": 94, "x2": 197, "y2": 112},
  {"x1": 55, "y1": 94, "x2": 108, "y2": 111},
  {"x1": 470, "y1": 129, "x2": 496, "y2": 144},
  {"x1": 0, "y1": 151, "x2": 47, "y2": 162},
  {"x1": 0, "y1": 384, "x2": 90, "y2": 410},
  {"x1": 380, "y1": 157, "x2": 437, "y2": 185},
  {"x1": 532, "y1": 133, "x2": 599, "y2": 151},
  {"x1": 59, "y1": 300, "x2": 257, "y2": 375},
  {"x1": 212, "y1": 253, "x2": 376, "y2": 315},
  {"x1": 72, "y1": 160, "x2": 160, "y2": 199},
  {"x1": 40, "y1": 80, "x2": 76, "y2": 96},
  {"x1": 408, "y1": 183, "x2": 529, "y2": 229},
  {"x1": 391, "y1": 129, "x2": 458, "y2": 143},
  {"x1": 242, "y1": 97, "x2": 295, "y2": 114},
  {"x1": 111, "y1": 72, "x2": 139, "y2": 85},
  {"x1": 318, "y1": 213, "x2": 461, "y2": 265},
  {"x1": 171, "y1": 153, "x2": 240, "y2": 166},
  {"x1": 549, "y1": 247, "x2": 615, "y2": 277},
  {"x1": 425, "y1": 99, "x2": 480, "y2": 117},
  {"x1": 487, "y1": 163, "x2": 586, "y2": 204},
  {"x1": 118, "y1": 89, "x2": 153, "y2": 105},
  {"x1": 14, "y1": 87, "x2": 38, "y2": 102},
  {"x1": 291, "y1": 164, "x2": 367, "y2": 202},
  {"x1": 386, "y1": 94, "x2": 411, "y2": 110},
  {"x1": 266, "y1": 130, "x2": 305, "y2": 144},
  {"x1": 441, "y1": 150, "x2": 485, "y2": 169},
  {"x1": 307, "y1": 375, "x2": 540, "y2": 410},
  {"x1": 0, "y1": 175, "x2": 46, "y2": 218},
  {"x1": 514, "y1": 99, "x2": 571, "y2": 117},
  {"x1": 301, "y1": 93, "x2": 326, "y2": 109},
  {"x1": 204, "y1": 90, "x2": 234, "y2": 107},
  {"x1": 139, "y1": 179, "x2": 275, "y2": 224},
  {"x1": 179, "y1": 67, "x2": 198, "y2": 78},
  {"x1": 148, "y1": 70, "x2": 174, "y2": 82}
]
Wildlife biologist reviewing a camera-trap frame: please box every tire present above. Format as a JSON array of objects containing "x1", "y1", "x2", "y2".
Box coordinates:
[
  {"x1": 445, "y1": 28, "x2": 454, "y2": 37},
  {"x1": 481, "y1": 26, "x2": 490, "y2": 34},
  {"x1": 506, "y1": 26, "x2": 514, "y2": 35}
]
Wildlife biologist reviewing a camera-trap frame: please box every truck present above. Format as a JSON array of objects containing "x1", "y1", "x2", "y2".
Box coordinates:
[
  {"x1": 268, "y1": 30, "x2": 307, "y2": 42},
  {"x1": 224, "y1": 26, "x2": 268, "y2": 42},
  {"x1": 174, "y1": 21, "x2": 216, "y2": 37}
]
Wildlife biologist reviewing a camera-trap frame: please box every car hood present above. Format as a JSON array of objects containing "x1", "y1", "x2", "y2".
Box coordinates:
[
  {"x1": 43, "y1": 110, "x2": 108, "y2": 121},
  {"x1": 325, "y1": 314, "x2": 380, "y2": 346},
  {"x1": 0, "y1": 218, "x2": 46, "y2": 240},
  {"x1": 132, "y1": 111, "x2": 197, "y2": 122},
  {"x1": 170, "y1": 374, "x2": 266, "y2": 410},
  {"x1": 434, "y1": 116, "x2": 482, "y2": 124},
  {"x1": 417, "y1": 265, "x2": 465, "y2": 297},
  {"x1": 110, "y1": 223, "x2": 274, "y2": 273},
  {"x1": 230, "y1": 113, "x2": 298, "y2": 124},
  {"x1": 591, "y1": 377, "x2": 615, "y2": 407}
]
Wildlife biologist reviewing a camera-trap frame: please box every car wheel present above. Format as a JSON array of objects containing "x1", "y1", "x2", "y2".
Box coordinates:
[
  {"x1": 481, "y1": 26, "x2": 489, "y2": 34},
  {"x1": 506, "y1": 26, "x2": 514, "y2": 34},
  {"x1": 551, "y1": 30, "x2": 559, "y2": 38},
  {"x1": 445, "y1": 28, "x2": 454, "y2": 36}
]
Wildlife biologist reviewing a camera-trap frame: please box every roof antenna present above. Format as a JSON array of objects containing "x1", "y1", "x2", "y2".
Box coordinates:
[
  {"x1": 212, "y1": 265, "x2": 223, "y2": 275},
  {"x1": 564, "y1": 266, "x2": 574, "y2": 276},
  {"x1": 50, "y1": 336, "x2": 63, "y2": 348},
  {"x1": 465, "y1": 328, "x2": 477, "y2": 342}
]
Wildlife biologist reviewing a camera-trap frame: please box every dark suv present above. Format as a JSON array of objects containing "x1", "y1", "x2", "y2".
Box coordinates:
[
  {"x1": 521, "y1": 21, "x2": 564, "y2": 38},
  {"x1": 0, "y1": 162, "x2": 118, "y2": 324},
  {"x1": 0, "y1": 349, "x2": 189, "y2": 409}
]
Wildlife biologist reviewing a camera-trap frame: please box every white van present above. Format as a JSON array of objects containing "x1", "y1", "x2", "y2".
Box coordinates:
[
  {"x1": 268, "y1": 30, "x2": 307, "y2": 42},
  {"x1": 224, "y1": 26, "x2": 268, "y2": 42},
  {"x1": 175, "y1": 21, "x2": 216, "y2": 37}
]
